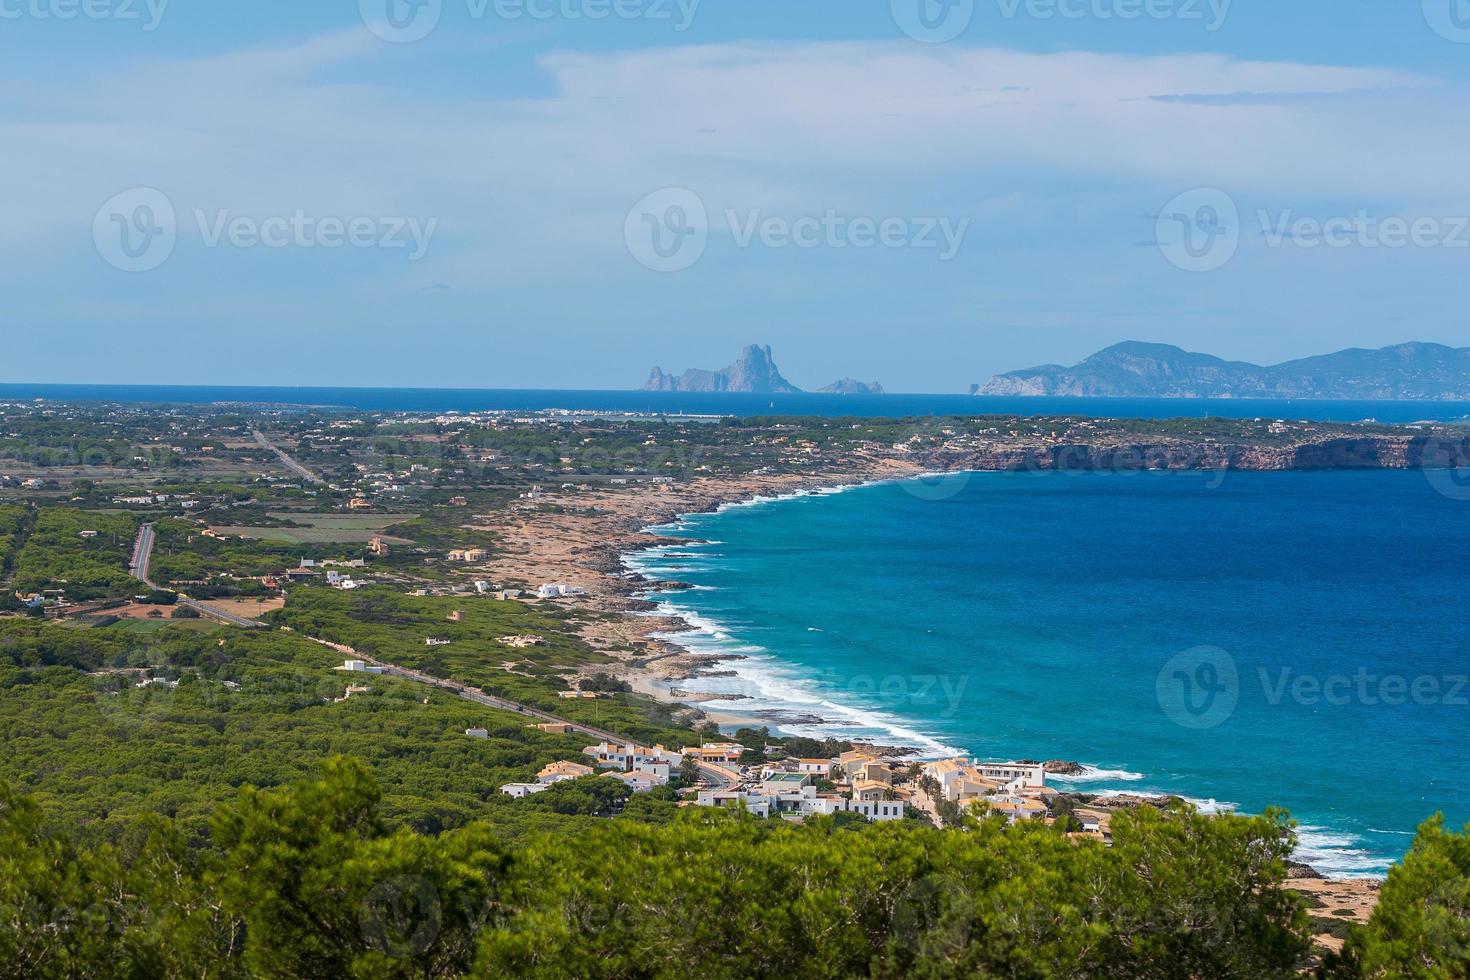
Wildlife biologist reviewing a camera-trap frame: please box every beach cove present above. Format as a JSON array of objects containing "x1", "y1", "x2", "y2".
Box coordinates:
[{"x1": 621, "y1": 470, "x2": 1470, "y2": 879}]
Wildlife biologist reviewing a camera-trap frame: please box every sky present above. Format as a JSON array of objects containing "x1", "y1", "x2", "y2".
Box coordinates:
[{"x1": 2, "y1": 1, "x2": 1468, "y2": 393}]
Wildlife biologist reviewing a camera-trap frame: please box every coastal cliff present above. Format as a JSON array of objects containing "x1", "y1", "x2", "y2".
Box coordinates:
[{"x1": 907, "y1": 436, "x2": 1439, "y2": 474}]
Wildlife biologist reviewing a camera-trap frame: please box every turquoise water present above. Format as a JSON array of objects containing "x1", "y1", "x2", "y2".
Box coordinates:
[{"x1": 626, "y1": 470, "x2": 1470, "y2": 876}]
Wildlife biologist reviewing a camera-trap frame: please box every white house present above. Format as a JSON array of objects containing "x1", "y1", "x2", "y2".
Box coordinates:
[
  {"x1": 696, "y1": 784, "x2": 903, "y2": 823},
  {"x1": 987, "y1": 796, "x2": 1048, "y2": 824},
  {"x1": 697, "y1": 789, "x2": 773, "y2": 818},
  {"x1": 501, "y1": 782, "x2": 550, "y2": 799},
  {"x1": 338, "y1": 660, "x2": 385, "y2": 675},
  {"x1": 686, "y1": 743, "x2": 744, "y2": 764},
  {"x1": 465, "y1": 728, "x2": 489, "y2": 739},
  {"x1": 583, "y1": 741, "x2": 682, "y2": 773},
  {"x1": 842, "y1": 799, "x2": 905, "y2": 822},
  {"x1": 537, "y1": 761, "x2": 594, "y2": 784},
  {"x1": 631, "y1": 759, "x2": 672, "y2": 784},
  {"x1": 583, "y1": 741, "x2": 635, "y2": 770},
  {"x1": 972, "y1": 762, "x2": 1046, "y2": 792},
  {"x1": 922, "y1": 758, "x2": 1045, "y2": 802},
  {"x1": 605, "y1": 771, "x2": 662, "y2": 793},
  {"x1": 536, "y1": 584, "x2": 586, "y2": 599},
  {"x1": 759, "y1": 772, "x2": 811, "y2": 796}
]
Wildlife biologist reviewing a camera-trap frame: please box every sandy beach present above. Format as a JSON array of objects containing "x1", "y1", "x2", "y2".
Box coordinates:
[{"x1": 470, "y1": 462, "x2": 921, "y2": 705}]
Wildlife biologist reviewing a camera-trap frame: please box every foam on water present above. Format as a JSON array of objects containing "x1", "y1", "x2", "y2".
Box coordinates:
[
  {"x1": 634, "y1": 585, "x2": 966, "y2": 758},
  {"x1": 1050, "y1": 766, "x2": 1146, "y2": 783}
]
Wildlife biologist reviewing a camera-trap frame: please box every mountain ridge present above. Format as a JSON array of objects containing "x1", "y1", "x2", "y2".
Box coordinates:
[{"x1": 979, "y1": 342, "x2": 1470, "y2": 400}]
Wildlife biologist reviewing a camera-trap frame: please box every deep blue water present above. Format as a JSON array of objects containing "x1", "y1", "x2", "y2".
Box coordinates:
[
  {"x1": 627, "y1": 470, "x2": 1470, "y2": 876},
  {"x1": 2, "y1": 383, "x2": 1468, "y2": 423}
]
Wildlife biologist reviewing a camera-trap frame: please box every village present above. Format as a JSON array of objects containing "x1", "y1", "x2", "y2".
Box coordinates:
[{"x1": 492, "y1": 730, "x2": 1111, "y2": 836}]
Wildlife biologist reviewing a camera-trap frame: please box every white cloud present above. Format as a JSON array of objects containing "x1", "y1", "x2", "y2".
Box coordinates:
[{"x1": 1, "y1": 34, "x2": 1465, "y2": 279}]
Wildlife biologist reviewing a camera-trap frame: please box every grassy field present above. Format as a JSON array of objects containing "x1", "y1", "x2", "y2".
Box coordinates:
[
  {"x1": 210, "y1": 526, "x2": 412, "y2": 544},
  {"x1": 209, "y1": 512, "x2": 420, "y2": 544},
  {"x1": 268, "y1": 512, "x2": 418, "y2": 529}
]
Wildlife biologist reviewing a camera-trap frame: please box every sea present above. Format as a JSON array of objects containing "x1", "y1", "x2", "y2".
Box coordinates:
[
  {"x1": 2, "y1": 383, "x2": 1469, "y2": 423},
  {"x1": 625, "y1": 469, "x2": 1470, "y2": 877}
]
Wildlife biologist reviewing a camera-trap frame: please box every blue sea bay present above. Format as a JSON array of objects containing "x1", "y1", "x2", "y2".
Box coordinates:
[{"x1": 626, "y1": 470, "x2": 1470, "y2": 876}]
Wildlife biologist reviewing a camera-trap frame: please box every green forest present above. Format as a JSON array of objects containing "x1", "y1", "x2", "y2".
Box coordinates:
[
  {"x1": 0, "y1": 614, "x2": 1466, "y2": 977},
  {"x1": 10, "y1": 509, "x2": 140, "y2": 602},
  {"x1": 2, "y1": 758, "x2": 1467, "y2": 978}
]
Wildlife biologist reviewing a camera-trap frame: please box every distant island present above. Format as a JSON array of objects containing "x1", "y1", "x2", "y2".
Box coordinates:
[
  {"x1": 977, "y1": 341, "x2": 1470, "y2": 400},
  {"x1": 818, "y1": 378, "x2": 885, "y2": 395},
  {"x1": 642, "y1": 344, "x2": 884, "y2": 395}
]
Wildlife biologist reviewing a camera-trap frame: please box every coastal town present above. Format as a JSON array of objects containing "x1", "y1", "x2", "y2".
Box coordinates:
[{"x1": 495, "y1": 734, "x2": 1109, "y2": 835}]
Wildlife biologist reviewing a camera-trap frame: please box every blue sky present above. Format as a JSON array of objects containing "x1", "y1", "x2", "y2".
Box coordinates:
[{"x1": 3, "y1": 1, "x2": 1468, "y2": 392}]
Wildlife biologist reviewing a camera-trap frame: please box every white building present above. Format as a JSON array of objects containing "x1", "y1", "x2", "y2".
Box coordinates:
[
  {"x1": 501, "y1": 782, "x2": 550, "y2": 799},
  {"x1": 583, "y1": 741, "x2": 682, "y2": 773},
  {"x1": 922, "y1": 758, "x2": 1046, "y2": 802},
  {"x1": 537, "y1": 761, "x2": 594, "y2": 784},
  {"x1": 337, "y1": 660, "x2": 384, "y2": 674},
  {"x1": 972, "y1": 762, "x2": 1046, "y2": 792},
  {"x1": 536, "y1": 584, "x2": 586, "y2": 599},
  {"x1": 605, "y1": 771, "x2": 663, "y2": 793},
  {"x1": 697, "y1": 789, "x2": 773, "y2": 818},
  {"x1": 696, "y1": 784, "x2": 903, "y2": 823},
  {"x1": 631, "y1": 759, "x2": 672, "y2": 784}
]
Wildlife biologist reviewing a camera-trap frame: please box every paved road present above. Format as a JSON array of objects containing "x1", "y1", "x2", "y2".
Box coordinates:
[
  {"x1": 309, "y1": 639, "x2": 738, "y2": 790},
  {"x1": 252, "y1": 429, "x2": 325, "y2": 485},
  {"x1": 125, "y1": 538, "x2": 735, "y2": 789},
  {"x1": 128, "y1": 522, "x2": 156, "y2": 582},
  {"x1": 129, "y1": 522, "x2": 262, "y2": 629}
]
